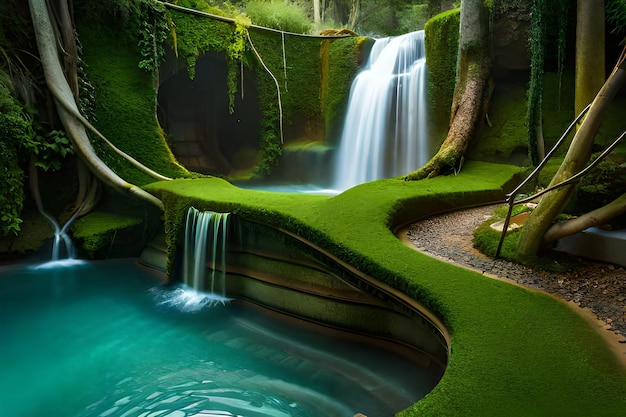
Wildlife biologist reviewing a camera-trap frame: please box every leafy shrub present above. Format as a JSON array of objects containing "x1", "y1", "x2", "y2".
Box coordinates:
[
  {"x1": 245, "y1": 0, "x2": 312, "y2": 34},
  {"x1": 576, "y1": 157, "x2": 626, "y2": 215},
  {"x1": 0, "y1": 82, "x2": 28, "y2": 236}
]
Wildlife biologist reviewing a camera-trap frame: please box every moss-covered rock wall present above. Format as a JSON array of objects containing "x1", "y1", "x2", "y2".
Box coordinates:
[
  {"x1": 162, "y1": 8, "x2": 363, "y2": 179},
  {"x1": 78, "y1": 20, "x2": 189, "y2": 186},
  {"x1": 424, "y1": 9, "x2": 460, "y2": 136},
  {"x1": 321, "y1": 35, "x2": 372, "y2": 144}
]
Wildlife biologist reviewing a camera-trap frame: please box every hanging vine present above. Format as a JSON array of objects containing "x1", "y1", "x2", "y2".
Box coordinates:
[
  {"x1": 555, "y1": 0, "x2": 569, "y2": 111},
  {"x1": 137, "y1": 0, "x2": 168, "y2": 82},
  {"x1": 226, "y1": 14, "x2": 251, "y2": 114},
  {"x1": 526, "y1": 0, "x2": 546, "y2": 166}
]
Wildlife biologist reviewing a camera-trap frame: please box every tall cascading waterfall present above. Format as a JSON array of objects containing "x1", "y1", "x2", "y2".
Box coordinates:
[
  {"x1": 183, "y1": 207, "x2": 230, "y2": 296},
  {"x1": 333, "y1": 30, "x2": 428, "y2": 191}
]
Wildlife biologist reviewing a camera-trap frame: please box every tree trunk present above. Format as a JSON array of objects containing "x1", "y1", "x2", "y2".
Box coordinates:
[
  {"x1": 28, "y1": 0, "x2": 165, "y2": 210},
  {"x1": 52, "y1": 0, "x2": 101, "y2": 216},
  {"x1": 405, "y1": 0, "x2": 492, "y2": 180},
  {"x1": 347, "y1": 0, "x2": 359, "y2": 29},
  {"x1": 313, "y1": 0, "x2": 321, "y2": 25},
  {"x1": 516, "y1": 53, "x2": 626, "y2": 258},
  {"x1": 575, "y1": 0, "x2": 605, "y2": 119}
]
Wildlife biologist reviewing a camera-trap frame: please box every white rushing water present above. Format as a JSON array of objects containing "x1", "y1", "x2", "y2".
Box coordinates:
[
  {"x1": 184, "y1": 207, "x2": 230, "y2": 296},
  {"x1": 333, "y1": 30, "x2": 428, "y2": 191}
]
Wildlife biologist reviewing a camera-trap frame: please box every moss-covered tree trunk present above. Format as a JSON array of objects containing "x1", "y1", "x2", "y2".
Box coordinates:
[
  {"x1": 574, "y1": 0, "x2": 605, "y2": 119},
  {"x1": 405, "y1": 0, "x2": 492, "y2": 180},
  {"x1": 516, "y1": 54, "x2": 626, "y2": 258}
]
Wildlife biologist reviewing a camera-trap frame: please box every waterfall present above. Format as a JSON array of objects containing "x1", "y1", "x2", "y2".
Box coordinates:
[
  {"x1": 333, "y1": 30, "x2": 428, "y2": 191},
  {"x1": 183, "y1": 207, "x2": 230, "y2": 295}
]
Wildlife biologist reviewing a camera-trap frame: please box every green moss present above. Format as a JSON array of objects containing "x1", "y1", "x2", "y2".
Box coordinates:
[
  {"x1": 246, "y1": 28, "x2": 325, "y2": 174},
  {"x1": 468, "y1": 81, "x2": 529, "y2": 163},
  {"x1": 424, "y1": 8, "x2": 460, "y2": 132},
  {"x1": 169, "y1": 9, "x2": 234, "y2": 79},
  {"x1": 320, "y1": 36, "x2": 369, "y2": 140},
  {"x1": 71, "y1": 211, "x2": 144, "y2": 258},
  {"x1": 79, "y1": 18, "x2": 189, "y2": 186},
  {"x1": 472, "y1": 204, "x2": 581, "y2": 272},
  {"x1": 145, "y1": 161, "x2": 626, "y2": 417},
  {"x1": 168, "y1": 9, "x2": 335, "y2": 177}
]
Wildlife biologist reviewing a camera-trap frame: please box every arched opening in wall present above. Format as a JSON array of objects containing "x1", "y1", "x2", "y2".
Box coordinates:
[{"x1": 158, "y1": 52, "x2": 261, "y2": 176}]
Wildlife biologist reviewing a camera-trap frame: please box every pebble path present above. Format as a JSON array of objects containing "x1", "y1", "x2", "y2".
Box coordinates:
[{"x1": 405, "y1": 204, "x2": 626, "y2": 340}]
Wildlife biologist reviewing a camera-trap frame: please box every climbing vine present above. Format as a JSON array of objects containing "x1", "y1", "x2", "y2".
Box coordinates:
[{"x1": 137, "y1": 0, "x2": 168, "y2": 79}]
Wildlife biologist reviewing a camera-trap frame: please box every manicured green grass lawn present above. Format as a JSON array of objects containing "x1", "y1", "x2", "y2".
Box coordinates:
[{"x1": 145, "y1": 161, "x2": 626, "y2": 417}]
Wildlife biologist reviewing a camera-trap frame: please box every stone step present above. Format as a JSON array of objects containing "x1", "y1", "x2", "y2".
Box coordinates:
[
  {"x1": 138, "y1": 229, "x2": 168, "y2": 272},
  {"x1": 555, "y1": 227, "x2": 626, "y2": 267}
]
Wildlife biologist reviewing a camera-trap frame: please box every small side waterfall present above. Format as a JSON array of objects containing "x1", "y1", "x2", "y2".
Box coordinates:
[
  {"x1": 153, "y1": 207, "x2": 232, "y2": 312},
  {"x1": 333, "y1": 30, "x2": 428, "y2": 191},
  {"x1": 183, "y1": 207, "x2": 230, "y2": 296}
]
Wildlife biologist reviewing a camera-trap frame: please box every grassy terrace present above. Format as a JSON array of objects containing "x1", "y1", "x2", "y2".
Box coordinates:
[{"x1": 145, "y1": 161, "x2": 626, "y2": 417}]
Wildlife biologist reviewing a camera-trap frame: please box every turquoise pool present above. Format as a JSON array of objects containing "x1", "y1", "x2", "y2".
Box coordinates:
[{"x1": 0, "y1": 259, "x2": 440, "y2": 416}]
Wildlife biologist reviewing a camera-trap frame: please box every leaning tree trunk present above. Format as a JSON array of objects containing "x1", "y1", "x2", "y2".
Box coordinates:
[
  {"x1": 516, "y1": 52, "x2": 626, "y2": 258},
  {"x1": 405, "y1": 0, "x2": 492, "y2": 180},
  {"x1": 574, "y1": 0, "x2": 605, "y2": 120},
  {"x1": 28, "y1": 0, "x2": 166, "y2": 210},
  {"x1": 543, "y1": 188, "x2": 626, "y2": 243}
]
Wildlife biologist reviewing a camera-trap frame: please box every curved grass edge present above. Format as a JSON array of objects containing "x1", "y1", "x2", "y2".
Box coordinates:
[{"x1": 144, "y1": 160, "x2": 626, "y2": 417}]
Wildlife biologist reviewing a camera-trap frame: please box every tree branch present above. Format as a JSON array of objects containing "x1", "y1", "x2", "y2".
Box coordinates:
[{"x1": 544, "y1": 192, "x2": 626, "y2": 244}]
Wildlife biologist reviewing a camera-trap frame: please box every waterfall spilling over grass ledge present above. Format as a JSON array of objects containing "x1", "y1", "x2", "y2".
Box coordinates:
[{"x1": 144, "y1": 160, "x2": 626, "y2": 417}]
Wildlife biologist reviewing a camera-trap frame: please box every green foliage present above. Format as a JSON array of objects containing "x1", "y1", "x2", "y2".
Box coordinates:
[
  {"x1": 22, "y1": 128, "x2": 74, "y2": 172},
  {"x1": 168, "y1": 9, "x2": 234, "y2": 79},
  {"x1": 0, "y1": 81, "x2": 28, "y2": 236},
  {"x1": 607, "y1": 0, "x2": 626, "y2": 35},
  {"x1": 359, "y1": 1, "x2": 430, "y2": 35},
  {"x1": 577, "y1": 157, "x2": 626, "y2": 215},
  {"x1": 255, "y1": 130, "x2": 283, "y2": 175},
  {"x1": 245, "y1": 0, "x2": 312, "y2": 34},
  {"x1": 227, "y1": 15, "x2": 252, "y2": 114},
  {"x1": 137, "y1": 0, "x2": 169, "y2": 76}
]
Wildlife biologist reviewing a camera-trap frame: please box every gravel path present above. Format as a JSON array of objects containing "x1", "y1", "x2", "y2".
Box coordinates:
[{"x1": 405, "y1": 205, "x2": 626, "y2": 341}]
